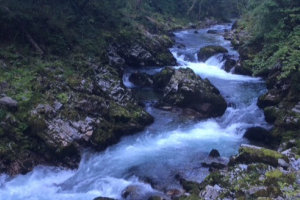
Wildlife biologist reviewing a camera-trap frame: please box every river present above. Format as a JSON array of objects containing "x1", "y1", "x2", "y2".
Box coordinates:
[{"x1": 0, "y1": 23, "x2": 269, "y2": 200}]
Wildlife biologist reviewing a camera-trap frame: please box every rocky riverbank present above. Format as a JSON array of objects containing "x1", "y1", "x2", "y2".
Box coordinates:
[
  {"x1": 170, "y1": 21, "x2": 300, "y2": 200},
  {"x1": 0, "y1": 11, "x2": 223, "y2": 176}
]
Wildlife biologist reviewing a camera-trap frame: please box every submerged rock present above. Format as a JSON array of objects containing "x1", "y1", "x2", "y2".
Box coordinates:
[
  {"x1": 197, "y1": 45, "x2": 228, "y2": 61},
  {"x1": 155, "y1": 67, "x2": 227, "y2": 118}
]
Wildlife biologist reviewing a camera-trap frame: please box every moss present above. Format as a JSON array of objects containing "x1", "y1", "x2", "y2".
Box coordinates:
[
  {"x1": 57, "y1": 93, "x2": 69, "y2": 104},
  {"x1": 178, "y1": 194, "x2": 201, "y2": 200},
  {"x1": 265, "y1": 170, "x2": 296, "y2": 186},
  {"x1": 200, "y1": 172, "x2": 229, "y2": 189},
  {"x1": 235, "y1": 146, "x2": 288, "y2": 166}
]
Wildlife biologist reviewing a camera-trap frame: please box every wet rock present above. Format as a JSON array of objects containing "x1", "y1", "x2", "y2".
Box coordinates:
[
  {"x1": 0, "y1": 96, "x2": 18, "y2": 111},
  {"x1": 197, "y1": 45, "x2": 228, "y2": 61},
  {"x1": 155, "y1": 68, "x2": 227, "y2": 118},
  {"x1": 209, "y1": 149, "x2": 221, "y2": 158},
  {"x1": 94, "y1": 197, "x2": 116, "y2": 200},
  {"x1": 129, "y1": 72, "x2": 154, "y2": 87},
  {"x1": 207, "y1": 29, "x2": 218, "y2": 34},
  {"x1": 234, "y1": 63, "x2": 252, "y2": 76},
  {"x1": 153, "y1": 67, "x2": 175, "y2": 90},
  {"x1": 199, "y1": 185, "x2": 224, "y2": 200},
  {"x1": 166, "y1": 189, "x2": 182, "y2": 198},
  {"x1": 229, "y1": 144, "x2": 289, "y2": 167},
  {"x1": 202, "y1": 157, "x2": 229, "y2": 171},
  {"x1": 244, "y1": 127, "x2": 274, "y2": 145},
  {"x1": 121, "y1": 185, "x2": 150, "y2": 200},
  {"x1": 258, "y1": 92, "x2": 281, "y2": 108},
  {"x1": 202, "y1": 162, "x2": 227, "y2": 171},
  {"x1": 223, "y1": 55, "x2": 237, "y2": 72},
  {"x1": 176, "y1": 43, "x2": 186, "y2": 49}
]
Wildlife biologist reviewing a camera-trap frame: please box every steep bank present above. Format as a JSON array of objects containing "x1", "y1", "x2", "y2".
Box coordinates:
[{"x1": 177, "y1": 1, "x2": 300, "y2": 199}]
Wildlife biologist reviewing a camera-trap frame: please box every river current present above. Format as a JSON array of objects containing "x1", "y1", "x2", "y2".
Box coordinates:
[{"x1": 0, "y1": 23, "x2": 269, "y2": 200}]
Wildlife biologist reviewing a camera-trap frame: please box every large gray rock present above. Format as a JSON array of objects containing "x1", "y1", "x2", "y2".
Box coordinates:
[
  {"x1": 155, "y1": 67, "x2": 227, "y2": 118},
  {"x1": 0, "y1": 96, "x2": 18, "y2": 110}
]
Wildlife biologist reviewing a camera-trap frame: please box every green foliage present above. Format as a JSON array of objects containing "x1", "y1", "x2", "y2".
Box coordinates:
[
  {"x1": 236, "y1": 0, "x2": 300, "y2": 79},
  {"x1": 57, "y1": 93, "x2": 69, "y2": 104}
]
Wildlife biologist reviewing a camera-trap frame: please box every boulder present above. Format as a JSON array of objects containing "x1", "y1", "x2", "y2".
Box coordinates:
[
  {"x1": 129, "y1": 72, "x2": 154, "y2": 87},
  {"x1": 209, "y1": 149, "x2": 221, "y2": 158},
  {"x1": 223, "y1": 55, "x2": 237, "y2": 72},
  {"x1": 155, "y1": 68, "x2": 227, "y2": 118},
  {"x1": 229, "y1": 144, "x2": 289, "y2": 167},
  {"x1": 243, "y1": 127, "x2": 274, "y2": 144},
  {"x1": 0, "y1": 96, "x2": 18, "y2": 111},
  {"x1": 198, "y1": 45, "x2": 228, "y2": 61},
  {"x1": 153, "y1": 67, "x2": 175, "y2": 90}
]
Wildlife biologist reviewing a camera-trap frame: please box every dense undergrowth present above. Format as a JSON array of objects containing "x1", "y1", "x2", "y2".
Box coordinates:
[{"x1": 233, "y1": 0, "x2": 300, "y2": 156}]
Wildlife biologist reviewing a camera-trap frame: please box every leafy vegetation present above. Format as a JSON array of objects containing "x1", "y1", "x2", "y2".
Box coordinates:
[{"x1": 236, "y1": 0, "x2": 300, "y2": 79}]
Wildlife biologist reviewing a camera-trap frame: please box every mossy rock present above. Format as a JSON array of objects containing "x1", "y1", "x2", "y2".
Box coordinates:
[
  {"x1": 197, "y1": 45, "x2": 228, "y2": 61},
  {"x1": 264, "y1": 169, "x2": 296, "y2": 187},
  {"x1": 153, "y1": 67, "x2": 175, "y2": 89},
  {"x1": 264, "y1": 106, "x2": 279, "y2": 123},
  {"x1": 257, "y1": 92, "x2": 281, "y2": 109},
  {"x1": 230, "y1": 145, "x2": 288, "y2": 167}
]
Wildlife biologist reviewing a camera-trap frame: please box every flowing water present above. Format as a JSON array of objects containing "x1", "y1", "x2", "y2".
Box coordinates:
[{"x1": 0, "y1": 23, "x2": 269, "y2": 200}]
